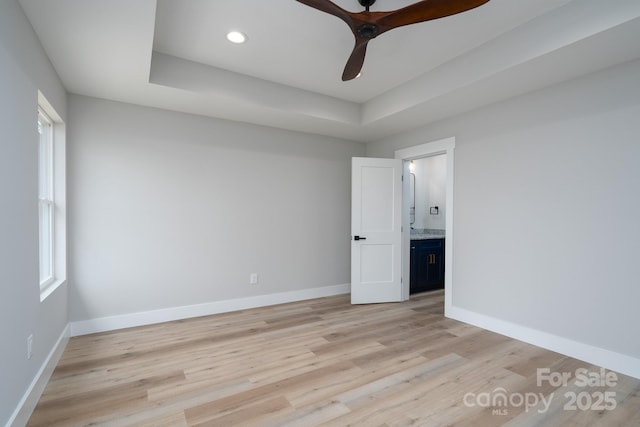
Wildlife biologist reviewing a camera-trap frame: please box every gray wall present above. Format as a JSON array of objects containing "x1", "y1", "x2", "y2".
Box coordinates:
[
  {"x1": 68, "y1": 95, "x2": 364, "y2": 322},
  {"x1": 368, "y1": 59, "x2": 640, "y2": 361},
  {"x1": 0, "y1": 1, "x2": 68, "y2": 425}
]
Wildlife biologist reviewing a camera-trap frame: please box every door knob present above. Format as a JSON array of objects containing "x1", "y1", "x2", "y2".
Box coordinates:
[{"x1": 353, "y1": 236, "x2": 367, "y2": 241}]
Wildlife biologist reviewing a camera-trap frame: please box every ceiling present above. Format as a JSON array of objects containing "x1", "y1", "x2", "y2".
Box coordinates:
[{"x1": 19, "y1": 0, "x2": 640, "y2": 142}]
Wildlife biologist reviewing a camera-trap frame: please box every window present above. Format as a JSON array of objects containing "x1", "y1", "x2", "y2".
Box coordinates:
[
  {"x1": 37, "y1": 92, "x2": 66, "y2": 300},
  {"x1": 38, "y1": 108, "x2": 54, "y2": 287}
]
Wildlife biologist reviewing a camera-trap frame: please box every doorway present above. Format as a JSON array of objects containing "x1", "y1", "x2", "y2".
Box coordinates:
[
  {"x1": 409, "y1": 155, "x2": 446, "y2": 295},
  {"x1": 395, "y1": 138, "x2": 455, "y2": 315}
]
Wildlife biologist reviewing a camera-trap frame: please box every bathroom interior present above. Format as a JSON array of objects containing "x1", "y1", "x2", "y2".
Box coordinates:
[{"x1": 409, "y1": 154, "x2": 446, "y2": 295}]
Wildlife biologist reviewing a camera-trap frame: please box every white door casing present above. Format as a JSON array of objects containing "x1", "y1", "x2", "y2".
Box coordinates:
[
  {"x1": 395, "y1": 137, "x2": 455, "y2": 310},
  {"x1": 351, "y1": 157, "x2": 404, "y2": 304}
]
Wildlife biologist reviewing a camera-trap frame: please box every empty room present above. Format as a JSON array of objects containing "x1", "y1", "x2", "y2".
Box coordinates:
[{"x1": 2, "y1": 0, "x2": 640, "y2": 426}]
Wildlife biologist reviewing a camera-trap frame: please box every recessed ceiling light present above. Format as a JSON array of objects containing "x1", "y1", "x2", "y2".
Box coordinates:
[{"x1": 226, "y1": 31, "x2": 247, "y2": 44}]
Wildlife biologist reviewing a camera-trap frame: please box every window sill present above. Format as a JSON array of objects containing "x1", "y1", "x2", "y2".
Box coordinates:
[{"x1": 40, "y1": 278, "x2": 66, "y2": 302}]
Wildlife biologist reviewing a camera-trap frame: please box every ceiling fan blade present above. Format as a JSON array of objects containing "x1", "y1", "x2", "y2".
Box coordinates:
[
  {"x1": 296, "y1": 0, "x2": 369, "y2": 81},
  {"x1": 342, "y1": 39, "x2": 369, "y2": 81},
  {"x1": 295, "y1": 0, "x2": 353, "y2": 26},
  {"x1": 377, "y1": 0, "x2": 490, "y2": 30},
  {"x1": 297, "y1": 0, "x2": 492, "y2": 81}
]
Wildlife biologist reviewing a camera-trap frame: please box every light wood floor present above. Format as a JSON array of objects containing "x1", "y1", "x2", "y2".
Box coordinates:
[{"x1": 28, "y1": 291, "x2": 640, "y2": 426}]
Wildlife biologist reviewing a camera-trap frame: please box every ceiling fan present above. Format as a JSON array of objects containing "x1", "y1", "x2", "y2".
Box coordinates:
[{"x1": 296, "y1": 0, "x2": 491, "y2": 81}]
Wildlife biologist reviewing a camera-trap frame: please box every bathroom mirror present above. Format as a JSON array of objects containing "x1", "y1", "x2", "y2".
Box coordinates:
[{"x1": 410, "y1": 172, "x2": 415, "y2": 225}]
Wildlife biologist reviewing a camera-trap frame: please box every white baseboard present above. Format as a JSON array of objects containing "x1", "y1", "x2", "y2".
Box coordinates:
[
  {"x1": 446, "y1": 305, "x2": 640, "y2": 380},
  {"x1": 8, "y1": 324, "x2": 70, "y2": 427},
  {"x1": 70, "y1": 284, "x2": 350, "y2": 337}
]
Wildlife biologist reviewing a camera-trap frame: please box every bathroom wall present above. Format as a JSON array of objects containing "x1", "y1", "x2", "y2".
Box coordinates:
[{"x1": 412, "y1": 154, "x2": 446, "y2": 230}]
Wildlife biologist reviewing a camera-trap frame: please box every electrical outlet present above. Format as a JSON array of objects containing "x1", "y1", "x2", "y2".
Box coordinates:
[
  {"x1": 250, "y1": 273, "x2": 259, "y2": 284},
  {"x1": 27, "y1": 334, "x2": 33, "y2": 360}
]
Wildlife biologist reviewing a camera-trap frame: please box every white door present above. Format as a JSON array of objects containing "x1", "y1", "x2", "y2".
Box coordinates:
[{"x1": 351, "y1": 157, "x2": 404, "y2": 304}]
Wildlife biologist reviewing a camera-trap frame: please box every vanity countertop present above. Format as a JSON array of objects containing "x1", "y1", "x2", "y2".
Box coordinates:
[{"x1": 410, "y1": 228, "x2": 446, "y2": 240}]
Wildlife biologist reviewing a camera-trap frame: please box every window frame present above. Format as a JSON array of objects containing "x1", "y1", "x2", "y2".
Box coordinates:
[{"x1": 37, "y1": 92, "x2": 66, "y2": 301}]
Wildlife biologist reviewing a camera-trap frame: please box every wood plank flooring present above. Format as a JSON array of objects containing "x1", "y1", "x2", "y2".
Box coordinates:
[{"x1": 28, "y1": 291, "x2": 640, "y2": 426}]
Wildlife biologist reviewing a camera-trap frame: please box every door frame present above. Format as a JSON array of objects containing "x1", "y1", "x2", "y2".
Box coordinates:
[{"x1": 395, "y1": 137, "x2": 455, "y2": 315}]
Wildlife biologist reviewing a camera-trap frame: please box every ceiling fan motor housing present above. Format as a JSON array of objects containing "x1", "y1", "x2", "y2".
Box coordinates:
[
  {"x1": 357, "y1": 23, "x2": 379, "y2": 39},
  {"x1": 358, "y1": 0, "x2": 376, "y2": 7}
]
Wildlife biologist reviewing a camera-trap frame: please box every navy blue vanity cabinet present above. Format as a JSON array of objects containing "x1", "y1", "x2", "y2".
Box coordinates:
[{"x1": 410, "y1": 238, "x2": 445, "y2": 294}]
